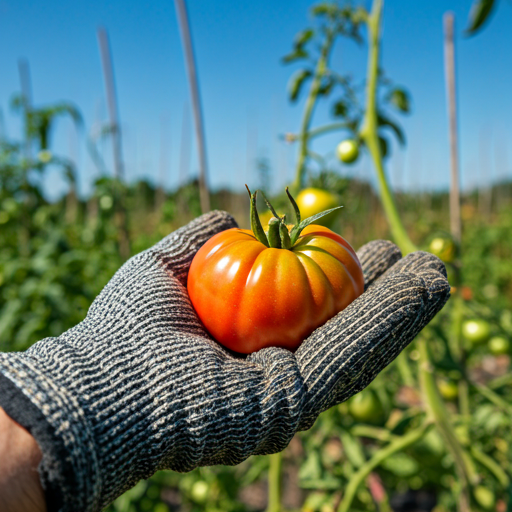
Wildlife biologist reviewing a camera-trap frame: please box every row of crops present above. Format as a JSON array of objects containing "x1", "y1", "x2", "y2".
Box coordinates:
[{"x1": 2, "y1": 0, "x2": 512, "y2": 511}]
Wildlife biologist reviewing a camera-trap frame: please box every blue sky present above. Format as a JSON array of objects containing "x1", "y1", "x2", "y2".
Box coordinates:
[{"x1": 0, "y1": 0, "x2": 511, "y2": 199}]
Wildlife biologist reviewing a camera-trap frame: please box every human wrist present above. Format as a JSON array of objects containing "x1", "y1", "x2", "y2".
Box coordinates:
[{"x1": 0, "y1": 407, "x2": 45, "y2": 512}]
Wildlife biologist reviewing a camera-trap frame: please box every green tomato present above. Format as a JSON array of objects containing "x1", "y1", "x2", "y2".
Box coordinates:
[
  {"x1": 295, "y1": 188, "x2": 339, "y2": 228},
  {"x1": 488, "y1": 336, "x2": 510, "y2": 355},
  {"x1": 473, "y1": 485, "x2": 495, "y2": 510},
  {"x1": 429, "y1": 236, "x2": 456, "y2": 263},
  {"x1": 190, "y1": 480, "x2": 209, "y2": 503},
  {"x1": 438, "y1": 380, "x2": 458, "y2": 401},
  {"x1": 348, "y1": 389, "x2": 385, "y2": 425},
  {"x1": 462, "y1": 319, "x2": 491, "y2": 345},
  {"x1": 336, "y1": 139, "x2": 359, "y2": 164}
]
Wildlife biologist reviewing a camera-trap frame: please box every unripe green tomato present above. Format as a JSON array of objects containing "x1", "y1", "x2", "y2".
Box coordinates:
[
  {"x1": 438, "y1": 380, "x2": 458, "y2": 401},
  {"x1": 295, "y1": 188, "x2": 339, "y2": 228},
  {"x1": 348, "y1": 389, "x2": 385, "y2": 425},
  {"x1": 190, "y1": 480, "x2": 209, "y2": 503},
  {"x1": 462, "y1": 319, "x2": 491, "y2": 345},
  {"x1": 473, "y1": 485, "x2": 495, "y2": 510},
  {"x1": 429, "y1": 236, "x2": 456, "y2": 263},
  {"x1": 336, "y1": 139, "x2": 359, "y2": 164},
  {"x1": 488, "y1": 336, "x2": 510, "y2": 355}
]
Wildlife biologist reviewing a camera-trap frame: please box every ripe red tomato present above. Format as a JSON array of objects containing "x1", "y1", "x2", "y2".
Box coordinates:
[{"x1": 187, "y1": 223, "x2": 364, "y2": 354}]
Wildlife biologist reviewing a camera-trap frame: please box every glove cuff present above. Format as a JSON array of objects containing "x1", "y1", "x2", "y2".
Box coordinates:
[{"x1": 0, "y1": 351, "x2": 100, "y2": 512}]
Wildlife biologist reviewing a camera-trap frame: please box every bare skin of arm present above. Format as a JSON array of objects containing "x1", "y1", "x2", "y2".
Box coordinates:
[{"x1": 0, "y1": 407, "x2": 46, "y2": 512}]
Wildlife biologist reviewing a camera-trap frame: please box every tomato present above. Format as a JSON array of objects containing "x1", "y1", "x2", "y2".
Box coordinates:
[
  {"x1": 462, "y1": 319, "x2": 491, "y2": 345},
  {"x1": 187, "y1": 188, "x2": 364, "y2": 354},
  {"x1": 488, "y1": 336, "x2": 510, "y2": 355},
  {"x1": 438, "y1": 380, "x2": 459, "y2": 401},
  {"x1": 348, "y1": 389, "x2": 385, "y2": 425},
  {"x1": 336, "y1": 139, "x2": 359, "y2": 164},
  {"x1": 295, "y1": 188, "x2": 339, "y2": 228},
  {"x1": 473, "y1": 486, "x2": 495, "y2": 510},
  {"x1": 428, "y1": 236, "x2": 456, "y2": 263},
  {"x1": 190, "y1": 481, "x2": 209, "y2": 503}
]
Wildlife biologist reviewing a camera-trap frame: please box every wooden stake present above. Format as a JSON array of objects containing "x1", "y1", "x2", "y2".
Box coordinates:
[
  {"x1": 157, "y1": 114, "x2": 169, "y2": 212},
  {"x1": 18, "y1": 59, "x2": 32, "y2": 160},
  {"x1": 96, "y1": 27, "x2": 130, "y2": 259},
  {"x1": 443, "y1": 13, "x2": 462, "y2": 244},
  {"x1": 174, "y1": 0, "x2": 211, "y2": 213},
  {"x1": 97, "y1": 27, "x2": 124, "y2": 181},
  {"x1": 179, "y1": 103, "x2": 191, "y2": 186}
]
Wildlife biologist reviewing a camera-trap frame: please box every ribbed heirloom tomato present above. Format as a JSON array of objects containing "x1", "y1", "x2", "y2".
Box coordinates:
[{"x1": 187, "y1": 187, "x2": 365, "y2": 354}]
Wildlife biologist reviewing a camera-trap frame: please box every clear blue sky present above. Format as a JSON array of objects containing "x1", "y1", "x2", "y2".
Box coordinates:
[{"x1": 0, "y1": 0, "x2": 511, "y2": 199}]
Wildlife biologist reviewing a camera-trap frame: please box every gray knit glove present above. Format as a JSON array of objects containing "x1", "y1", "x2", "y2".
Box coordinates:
[{"x1": 0, "y1": 211, "x2": 450, "y2": 512}]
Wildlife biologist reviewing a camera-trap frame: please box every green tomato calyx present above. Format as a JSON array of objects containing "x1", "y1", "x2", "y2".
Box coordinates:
[{"x1": 245, "y1": 185, "x2": 342, "y2": 249}]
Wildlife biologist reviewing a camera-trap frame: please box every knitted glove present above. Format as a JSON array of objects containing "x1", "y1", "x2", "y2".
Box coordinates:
[{"x1": 0, "y1": 211, "x2": 450, "y2": 512}]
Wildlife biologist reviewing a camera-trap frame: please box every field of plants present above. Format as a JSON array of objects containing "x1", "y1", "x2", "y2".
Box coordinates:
[{"x1": 2, "y1": 0, "x2": 512, "y2": 511}]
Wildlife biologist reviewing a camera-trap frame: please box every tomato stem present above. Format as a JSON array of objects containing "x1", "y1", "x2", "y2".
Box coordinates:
[
  {"x1": 279, "y1": 222, "x2": 292, "y2": 249},
  {"x1": 266, "y1": 452, "x2": 282, "y2": 512},
  {"x1": 337, "y1": 420, "x2": 433, "y2": 512},
  {"x1": 291, "y1": 29, "x2": 335, "y2": 193},
  {"x1": 360, "y1": 0, "x2": 417, "y2": 256},
  {"x1": 267, "y1": 218, "x2": 282, "y2": 248}
]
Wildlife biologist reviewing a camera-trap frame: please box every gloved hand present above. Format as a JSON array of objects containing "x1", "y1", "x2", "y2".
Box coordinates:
[{"x1": 0, "y1": 211, "x2": 450, "y2": 512}]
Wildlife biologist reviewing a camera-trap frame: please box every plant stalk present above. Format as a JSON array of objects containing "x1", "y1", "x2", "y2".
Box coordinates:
[
  {"x1": 359, "y1": 0, "x2": 416, "y2": 255},
  {"x1": 266, "y1": 452, "x2": 282, "y2": 512},
  {"x1": 337, "y1": 420, "x2": 433, "y2": 512},
  {"x1": 418, "y1": 335, "x2": 475, "y2": 512},
  {"x1": 292, "y1": 30, "x2": 334, "y2": 193}
]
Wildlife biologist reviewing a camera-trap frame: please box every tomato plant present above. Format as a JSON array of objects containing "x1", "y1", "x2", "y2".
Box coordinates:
[
  {"x1": 295, "y1": 188, "x2": 340, "y2": 228},
  {"x1": 336, "y1": 139, "x2": 359, "y2": 164},
  {"x1": 187, "y1": 187, "x2": 364, "y2": 354}
]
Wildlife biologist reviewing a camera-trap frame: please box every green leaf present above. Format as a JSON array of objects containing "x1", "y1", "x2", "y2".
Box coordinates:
[
  {"x1": 311, "y1": 3, "x2": 337, "y2": 17},
  {"x1": 377, "y1": 113, "x2": 406, "y2": 146},
  {"x1": 317, "y1": 76, "x2": 334, "y2": 96},
  {"x1": 299, "y1": 477, "x2": 342, "y2": 490},
  {"x1": 288, "y1": 69, "x2": 313, "y2": 102},
  {"x1": 289, "y1": 206, "x2": 343, "y2": 245},
  {"x1": 466, "y1": 0, "x2": 496, "y2": 35},
  {"x1": 379, "y1": 136, "x2": 390, "y2": 158},
  {"x1": 380, "y1": 452, "x2": 419, "y2": 477},
  {"x1": 388, "y1": 88, "x2": 411, "y2": 113},
  {"x1": 299, "y1": 451, "x2": 322, "y2": 481},
  {"x1": 294, "y1": 28, "x2": 314, "y2": 47},
  {"x1": 246, "y1": 186, "x2": 269, "y2": 247},
  {"x1": 260, "y1": 191, "x2": 282, "y2": 221},
  {"x1": 332, "y1": 100, "x2": 348, "y2": 118},
  {"x1": 286, "y1": 187, "x2": 301, "y2": 224},
  {"x1": 281, "y1": 48, "x2": 308, "y2": 64}
]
